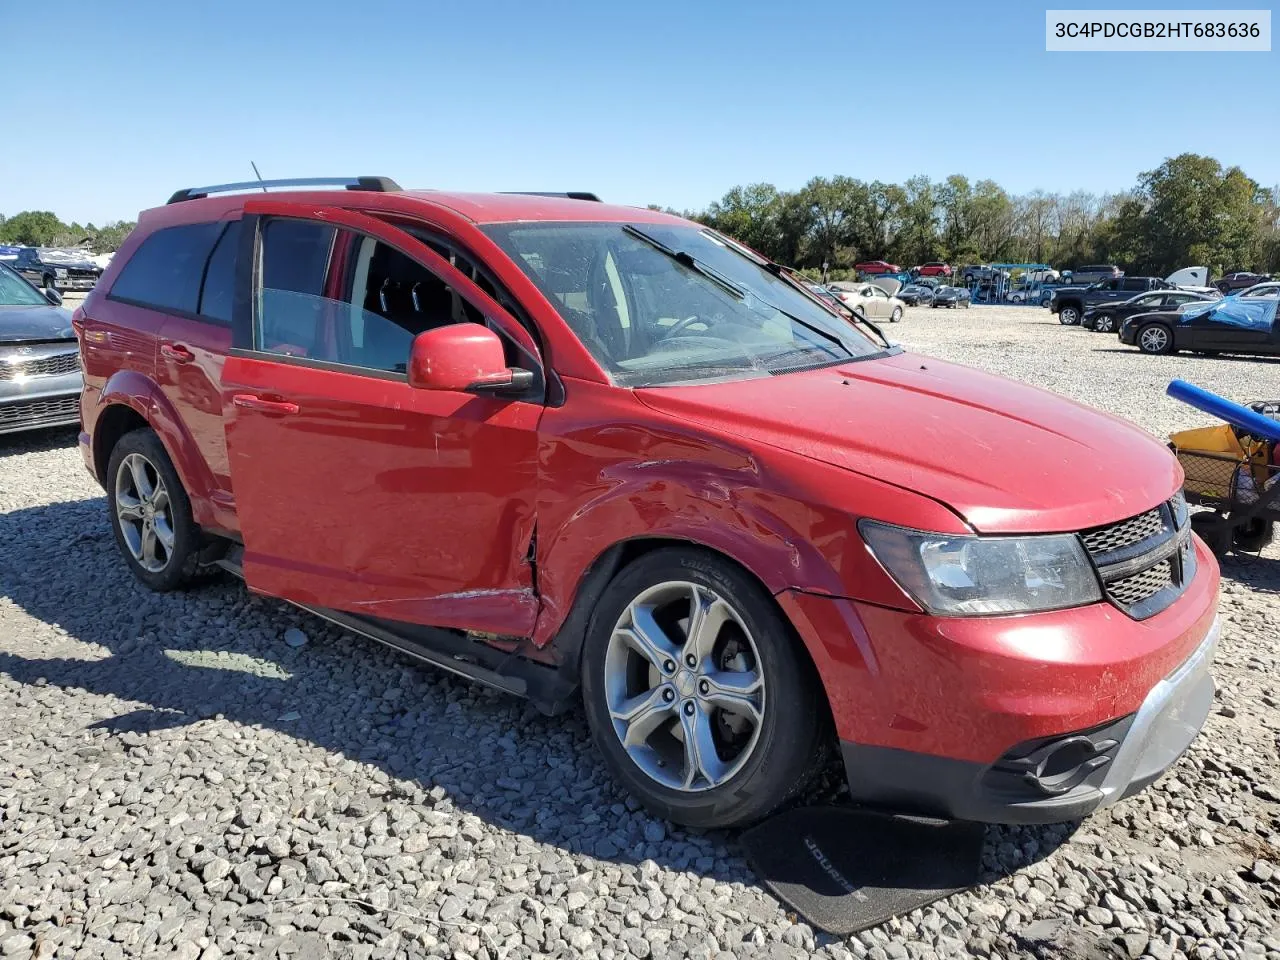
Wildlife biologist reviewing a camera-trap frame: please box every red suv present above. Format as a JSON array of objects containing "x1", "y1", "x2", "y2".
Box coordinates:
[{"x1": 76, "y1": 177, "x2": 1220, "y2": 829}]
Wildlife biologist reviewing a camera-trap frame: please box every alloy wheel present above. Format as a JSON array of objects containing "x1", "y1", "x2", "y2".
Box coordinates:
[
  {"x1": 603, "y1": 581, "x2": 765, "y2": 793},
  {"x1": 1097, "y1": 315, "x2": 1113, "y2": 332},
  {"x1": 1139, "y1": 326, "x2": 1170, "y2": 353},
  {"x1": 115, "y1": 452, "x2": 175, "y2": 573}
]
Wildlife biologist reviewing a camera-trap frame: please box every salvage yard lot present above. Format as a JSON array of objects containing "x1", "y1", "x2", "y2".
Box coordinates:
[{"x1": 1, "y1": 302, "x2": 1278, "y2": 960}]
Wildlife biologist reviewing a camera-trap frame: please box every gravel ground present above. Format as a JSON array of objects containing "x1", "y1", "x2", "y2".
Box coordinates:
[{"x1": 1, "y1": 301, "x2": 1279, "y2": 960}]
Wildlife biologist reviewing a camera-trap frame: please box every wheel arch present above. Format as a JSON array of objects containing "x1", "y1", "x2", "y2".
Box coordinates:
[
  {"x1": 90, "y1": 371, "x2": 219, "y2": 524},
  {"x1": 539, "y1": 534, "x2": 834, "y2": 727}
]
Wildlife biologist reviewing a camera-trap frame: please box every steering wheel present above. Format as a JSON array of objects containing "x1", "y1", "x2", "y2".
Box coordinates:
[{"x1": 663, "y1": 314, "x2": 713, "y2": 339}]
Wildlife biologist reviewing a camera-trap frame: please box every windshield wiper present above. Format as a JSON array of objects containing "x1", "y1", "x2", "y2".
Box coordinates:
[
  {"x1": 623, "y1": 225, "x2": 746, "y2": 301},
  {"x1": 766, "y1": 263, "x2": 893, "y2": 350}
]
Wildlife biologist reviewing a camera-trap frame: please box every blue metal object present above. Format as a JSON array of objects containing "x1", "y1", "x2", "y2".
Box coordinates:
[{"x1": 1167, "y1": 379, "x2": 1280, "y2": 443}]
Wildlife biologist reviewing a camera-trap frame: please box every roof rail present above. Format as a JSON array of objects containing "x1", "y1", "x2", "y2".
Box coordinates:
[
  {"x1": 166, "y1": 176, "x2": 402, "y2": 205},
  {"x1": 500, "y1": 191, "x2": 602, "y2": 202}
]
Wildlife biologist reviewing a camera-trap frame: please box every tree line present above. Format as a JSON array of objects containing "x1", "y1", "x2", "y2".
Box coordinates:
[
  {"x1": 653, "y1": 154, "x2": 1280, "y2": 281},
  {"x1": 0, "y1": 211, "x2": 136, "y2": 255},
  {"x1": 4, "y1": 153, "x2": 1277, "y2": 281}
]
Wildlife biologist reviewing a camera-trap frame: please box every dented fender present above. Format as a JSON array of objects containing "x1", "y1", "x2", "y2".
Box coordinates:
[{"x1": 528, "y1": 381, "x2": 966, "y2": 651}]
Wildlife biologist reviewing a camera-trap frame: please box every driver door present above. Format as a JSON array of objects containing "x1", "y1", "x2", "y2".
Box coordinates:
[{"x1": 222, "y1": 203, "x2": 545, "y2": 636}]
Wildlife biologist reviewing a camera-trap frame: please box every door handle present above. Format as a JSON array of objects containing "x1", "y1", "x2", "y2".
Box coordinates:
[
  {"x1": 161, "y1": 343, "x2": 195, "y2": 364},
  {"x1": 232, "y1": 394, "x2": 299, "y2": 415}
]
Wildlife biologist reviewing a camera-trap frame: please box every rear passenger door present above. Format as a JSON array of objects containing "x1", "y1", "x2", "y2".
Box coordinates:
[{"x1": 221, "y1": 203, "x2": 545, "y2": 636}]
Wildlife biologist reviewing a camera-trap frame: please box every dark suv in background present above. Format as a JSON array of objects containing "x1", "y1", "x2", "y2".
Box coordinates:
[{"x1": 11, "y1": 247, "x2": 103, "y2": 293}]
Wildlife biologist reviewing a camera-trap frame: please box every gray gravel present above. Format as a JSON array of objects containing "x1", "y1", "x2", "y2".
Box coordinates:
[{"x1": 1, "y1": 301, "x2": 1279, "y2": 959}]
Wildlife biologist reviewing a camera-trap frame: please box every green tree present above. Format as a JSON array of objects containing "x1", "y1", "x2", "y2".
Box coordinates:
[{"x1": 0, "y1": 211, "x2": 65, "y2": 246}]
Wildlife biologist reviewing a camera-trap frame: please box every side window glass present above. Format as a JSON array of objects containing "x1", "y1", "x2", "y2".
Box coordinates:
[
  {"x1": 110, "y1": 222, "x2": 224, "y2": 313},
  {"x1": 197, "y1": 220, "x2": 242, "y2": 324},
  {"x1": 256, "y1": 219, "x2": 338, "y2": 358},
  {"x1": 347, "y1": 236, "x2": 456, "y2": 373},
  {"x1": 256, "y1": 219, "x2": 477, "y2": 376}
]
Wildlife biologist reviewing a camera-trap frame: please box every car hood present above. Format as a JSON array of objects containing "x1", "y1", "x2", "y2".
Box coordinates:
[
  {"x1": 0, "y1": 304, "x2": 75, "y2": 342},
  {"x1": 634, "y1": 353, "x2": 1179, "y2": 534}
]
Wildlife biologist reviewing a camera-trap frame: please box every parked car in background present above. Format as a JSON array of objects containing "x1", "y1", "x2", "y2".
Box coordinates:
[
  {"x1": 915, "y1": 261, "x2": 951, "y2": 277},
  {"x1": 961, "y1": 264, "x2": 1011, "y2": 284},
  {"x1": 828, "y1": 281, "x2": 905, "y2": 321},
  {"x1": 854, "y1": 260, "x2": 901, "y2": 275},
  {"x1": 77, "y1": 175, "x2": 1222, "y2": 831},
  {"x1": 1051, "y1": 276, "x2": 1172, "y2": 325},
  {"x1": 1066, "y1": 264, "x2": 1123, "y2": 285},
  {"x1": 1082, "y1": 290, "x2": 1219, "y2": 333},
  {"x1": 805, "y1": 283, "x2": 847, "y2": 312},
  {"x1": 1230, "y1": 281, "x2": 1280, "y2": 300},
  {"x1": 1119, "y1": 297, "x2": 1280, "y2": 356},
  {"x1": 912, "y1": 275, "x2": 944, "y2": 290},
  {"x1": 0, "y1": 261, "x2": 81, "y2": 435},
  {"x1": 1216, "y1": 272, "x2": 1270, "y2": 294},
  {"x1": 896, "y1": 283, "x2": 935, "y2": 306},
  {"x1": 10, "y1": 247, "x2": 104, "y2": 293},
  {"x1": 931, "y1": 285, "x2": 971, "y2": 308},
  {"x1": 1025, "y1": 268, "x2": 1061, "y2": 283}
]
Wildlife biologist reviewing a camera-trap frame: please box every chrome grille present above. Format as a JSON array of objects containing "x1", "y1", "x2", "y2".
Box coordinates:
[
  {"x1": 0, "y1": 351, "x2": 80, "y2": 381},
  {"x1": 1107, "y1": 559, "x2": 1174, "y2": 606},
  {"x1": 1080, "y1": 507, "x2": 1165, "y2": 556},
  {"x1": 0, "y1": 396, "x2": 80, "y2": 427}
]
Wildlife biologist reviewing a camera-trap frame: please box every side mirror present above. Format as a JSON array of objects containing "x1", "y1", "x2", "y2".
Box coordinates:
[
  {"x1": 408, "y1": 322, "x2": 533, "y2": 394},
  {"x1": 44, "y1": 287, "x2": 63, "y2": 306}
]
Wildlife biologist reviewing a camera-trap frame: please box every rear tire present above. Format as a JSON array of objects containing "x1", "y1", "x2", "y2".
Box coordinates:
[
  {"x1": 581, "y1": 547, "x2": 825, "y2": 829},
  {"x1": 1191, "y1": 512, "x2": 1232, "y2": 557},
  {"x1": 1234, "y1": 518, "x2": 1275, "y2": 552},
  {"x1": 1058, "y1": 305, "x2": 1080, "y2": 325},
  {"x1": 106, "y1": 428, "x2": 208, "y2": 591}
]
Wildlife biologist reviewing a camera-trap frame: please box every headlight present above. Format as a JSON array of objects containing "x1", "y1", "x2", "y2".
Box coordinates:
[
  {"x1": 54, "y1": 268, "x2": 68, "y2": 278},
  {"x1": 859, "y1": 520, "x2": 1102, "y2": 616}
]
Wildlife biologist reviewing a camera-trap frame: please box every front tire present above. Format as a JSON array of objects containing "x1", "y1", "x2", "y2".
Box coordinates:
[
  {"x1": 1058, "y1": 305, "x2": 1080, "y2": 325},
  {"x1": 581, "y1": 548, "x2": 824, "y2": 829},
  {"x1": 106, "y1": 428, "x2": 207, "y2": 591},
  {"x1": 1094, "y1": 314, "x2": 1114, "y2": 333},
  {"x1": 890, "y1": 307, "x2": 902, "y2": 323},
  {"x1": 1137, "y1": 323, "x2": 1174, "y2": 355},
  {"x1": 43, "y1": 274, "x2": 57, "y2": 293}
]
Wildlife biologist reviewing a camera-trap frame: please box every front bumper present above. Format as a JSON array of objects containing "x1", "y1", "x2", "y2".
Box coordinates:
[
  {"x1": 836, "y1": 615, "x2": 1219, "y2": 823},
  {"x1": 0, "y1": 366, "x2": 82, "y2": 436},
  {"x1": 778, "y1": 533, "x2": 1220, "y2": 825}
]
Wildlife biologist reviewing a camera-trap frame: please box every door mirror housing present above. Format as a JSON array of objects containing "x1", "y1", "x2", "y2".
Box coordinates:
[
  {"x1": 44, "y1": 287, "x2": 63, "y2": 306},
  {"x1": 408, "y1": 322, "x2": 533, "y2": 394}
]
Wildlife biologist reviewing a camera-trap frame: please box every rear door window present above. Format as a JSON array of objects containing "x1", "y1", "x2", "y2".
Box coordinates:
[
  {"x1": 109, "y1": 222, "x2": 225, "y2": 313},
  {"x1": 196, "y1": 220, "x2": 242, "y2": 324},
  {"x1": 1122, "y1": 278, "x2": 1149, "y2": 292}
]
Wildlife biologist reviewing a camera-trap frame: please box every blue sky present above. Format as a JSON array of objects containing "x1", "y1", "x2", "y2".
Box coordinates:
[{"x1": 2, "y1": 0, "x2": 1275, "y2": 225}]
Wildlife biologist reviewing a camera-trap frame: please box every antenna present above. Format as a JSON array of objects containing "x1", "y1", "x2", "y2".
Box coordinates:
[{"x1": 250, "y1": 161, "x2": 268, "y2": 192}]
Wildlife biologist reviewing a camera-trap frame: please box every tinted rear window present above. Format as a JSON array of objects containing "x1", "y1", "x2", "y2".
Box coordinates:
[
  {"x1": 110, "y1": 222, "x2": 224, "y2": 313},
  {"x1": 198, "y1": 220, "x2": 242, "y2": 324}
]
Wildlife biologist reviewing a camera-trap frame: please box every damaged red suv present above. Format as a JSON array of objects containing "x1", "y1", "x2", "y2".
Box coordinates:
[{"x1": 76, "y1": 177, "x2": 1220, "y2": 828}]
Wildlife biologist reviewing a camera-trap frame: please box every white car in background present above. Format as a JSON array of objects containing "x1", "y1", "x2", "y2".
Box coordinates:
[
  {"x1": 827, "y1": 281, "x2": 905, "y2": 322},
  {"x1": 1234, "y1": 281, "x2": 1280, "y2": 299}
]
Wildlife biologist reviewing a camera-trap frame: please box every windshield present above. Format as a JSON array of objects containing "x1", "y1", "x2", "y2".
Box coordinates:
[
  {"x1": 0, "y1": 265, "x2": 49, "y2": 306},
  {"x1": 482, "y1": 222, "x2": 886, "y2": 386}
]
